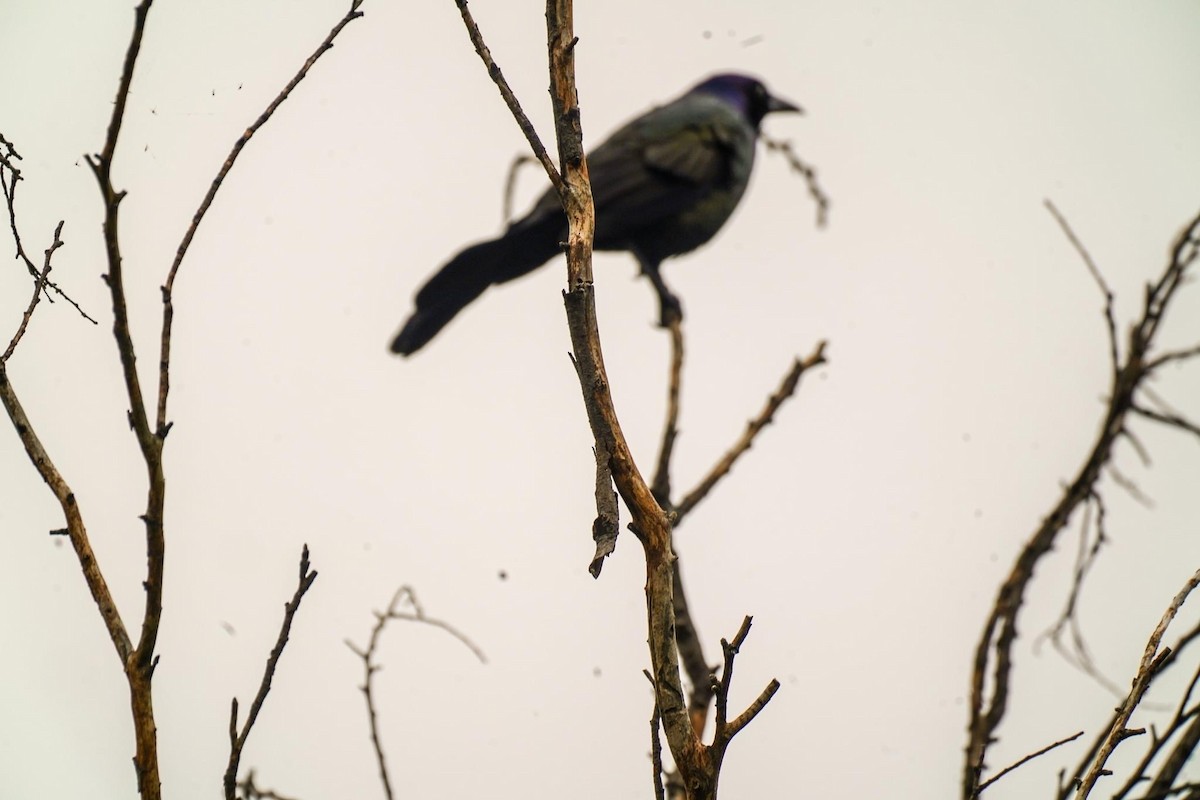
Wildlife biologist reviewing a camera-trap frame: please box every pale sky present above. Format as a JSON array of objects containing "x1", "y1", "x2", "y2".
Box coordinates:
[{"x1": 3, "y1": 1, "x2": 1200, "y2": 798}]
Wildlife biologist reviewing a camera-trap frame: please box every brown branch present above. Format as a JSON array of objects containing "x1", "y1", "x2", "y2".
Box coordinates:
[
  {"x1": 672, "y1": 554, "x2": 713, "y2": 738},
  {"x1": 644, "y1": 669, "x2": 667, "y2": 800},
  {"x1": 346, "y1": 586, "x2": 486, "y2": 800},
  {"x1": 1113, "y1": 660, "x2": 1200, "y2": 799},
  {"x1": 674, "y1": 341, "x2": 827, "y2": 526},
  {"x1": 156, "y1": 0, "x2": 365, "y2": 434},
  {"x1": 1036, "y1": 494, "x2": 1125, "y2": 698},
  {"x1": 1132, "y1": 404, "x2": 1200, "y2": 441},
  {"x1": 975, "y1": 731, "x2": 1084, "y2": 796},
  {"x1": 963, "y1": 206, "x2": 1200, "y2": 799},
  {"x1": 224, "y1": 547, "x2": 319, "y2": 800},
  {"x1": 1074, "y1": 569, "x2": 1200, "y2": 799},
  {"x1": 1, "y1": 136, "x2": 95, "y2": 326},
  {"x1": 711, "y1": 617, "x2": 779, "y2": 745},
  {"x1": 761, "y1": 134, "x2": 830, "y2": 228},
  {"x1": 237, "y1": 770, "x2": 302, "y2": 800},
  {"x1": 456, "y1": 4, "x2": 794, "y2": 794},
  {"x1": 1148, "y1": 343, "x2": 1200, "y2": 371},
  {"x1": 1047, "y1": 199, "x2": 1120, "y2": 374},
  {"x1": 450, "y1": 0, "x2": 564, "y2": 196},
  {"x1": 75, "y1": 3, "x2": 170, "y2": 796},
  {"x1": 4, "y1": 220, "x2": 64, "y2": 362},
  {"x1": 0, "y1": 366, "x2": 132, "y2": 659},
  {"x1": 651, "y1": 315, "x2": 685, "y2": 506}
]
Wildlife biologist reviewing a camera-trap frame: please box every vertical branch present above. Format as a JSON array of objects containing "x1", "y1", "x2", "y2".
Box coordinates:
[
  {"x1": 78, "y1": 4, "x2": 165, "y2": 797},
  {"x1": 225, "y1": 548, "x2": 318, "y2": 800},
  {"x1": 542, "y1": 2, "x2": 709, "y2": 794}
]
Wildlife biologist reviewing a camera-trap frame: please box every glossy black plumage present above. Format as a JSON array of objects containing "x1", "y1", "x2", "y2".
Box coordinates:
[{"x1": 391, "y1": 74, "x2": 800, "y2": 356}]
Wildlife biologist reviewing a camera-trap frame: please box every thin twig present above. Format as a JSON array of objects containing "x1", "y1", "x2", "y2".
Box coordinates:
[
  {"x1": 3, "y1": 221, "x2": 64, "y2": 362},
  {"x1": 450, "y1": 0, "x2": 564, "y2": 196},
  {"x1": 224, "y1": 547, "x2": 318, "y2": 800},
  {"x1": 651, "y1": 314, "x2": 685, "y2": 506},
  {"x1": 1046, "y1": 199, "x2": 1119, "y2": 374},
  {"x1": 156, "y1": 0, "x2": 365, "y2": 434},
  {"x1": 976, "y1": 730, "x2": 1084, "y2": 795},
  {"x1": 672, "y1": 553, "x2": 713, "y2": 738},
  {"x1": 674, "y1": 341, "x2": 827, "y2": 526},
  {"x1": 1075, "y1": 569, "x2": 1200, "y2": 798},
  {"x1": 963, "y1": 207, "x2": 1200, "y2": 800},
  {"x1": 1132, "y1": 404, "x2": 1200, "y2": 441},
  {"x1": 346, "y1": 586, "x2": 486, "y2": 800},
  {"x1": 2, "y1": 134, "x2": 95, "y2": 324},
  {"x1": 644, "y1": 669, "x2": 667, "y2": 800},
  {"x1": 711, "y1": 617, "x2": 779, "y2": 744},
  {"x1": 761, "y1": 134, "x2": 830, "y2": 228}
]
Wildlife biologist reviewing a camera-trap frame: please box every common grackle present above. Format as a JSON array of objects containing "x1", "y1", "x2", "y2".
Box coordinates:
[{"x1": 391, "y1": 73, "x2": 800, "y2": 356}]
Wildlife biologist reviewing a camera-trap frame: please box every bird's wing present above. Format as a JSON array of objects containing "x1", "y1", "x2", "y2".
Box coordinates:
[
  {"x1": 584, "y1": 101, "x2": 745, "y2": 248},
  {"x1": 513, "y1": 98, "x2": 745, "y2": 246}
]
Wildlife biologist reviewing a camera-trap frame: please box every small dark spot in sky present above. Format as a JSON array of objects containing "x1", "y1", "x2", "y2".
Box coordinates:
[
  {"x1": 741, "y1": 35, "x2": 764, "y2": 47},
  {"x1": 498, "y1": 569, "x2": 508, "y2": 581},
  {"x1": 962, "y1": 432, "x2": 972, "y2": 443},
  {"x1": 593, "y1": 667, "x2": 602, "y2": 677},
  {"x1": 220, "y1": 621, "x2": 236, "y2": 636},
  {"x1": 702, "y1": 30, "x2": 712, "y2": 39}
]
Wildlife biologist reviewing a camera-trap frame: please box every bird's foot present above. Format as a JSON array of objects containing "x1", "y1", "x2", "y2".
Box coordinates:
[{"x1": 657, "y1": 292, "x2": 684, "y2": 328}]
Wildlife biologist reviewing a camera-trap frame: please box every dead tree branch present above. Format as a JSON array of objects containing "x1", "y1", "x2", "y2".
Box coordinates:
[
  {"x1": 224, "y1": 547, "x2": 318, "y2": 800},
  {"x1": 157, "y1": 0, "x2": 365, "y2": 434},
  {"x1": 1073, "y1": 569, "x2": 1200, "y2": 799},
  {"x1": 346, "y1": 585, "x2": 486, "y2": 800},
  {"x1": 963, "y1": 204, "x2": 1200, "y2": 798}
]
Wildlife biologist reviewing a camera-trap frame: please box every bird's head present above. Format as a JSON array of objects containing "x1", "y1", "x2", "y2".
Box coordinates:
[{"x1": 691, "y1": 73, "x2": 802, "y2": 129}]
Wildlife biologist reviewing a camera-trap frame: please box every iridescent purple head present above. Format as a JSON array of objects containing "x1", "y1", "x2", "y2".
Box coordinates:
[{"x1": 690, "y1": 73, "x2": 802, "y2": 128}]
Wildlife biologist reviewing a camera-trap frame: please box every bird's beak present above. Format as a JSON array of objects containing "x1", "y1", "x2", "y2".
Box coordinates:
[{"x1": 767, "y1": 94, "x2": 803, "y2": 116}]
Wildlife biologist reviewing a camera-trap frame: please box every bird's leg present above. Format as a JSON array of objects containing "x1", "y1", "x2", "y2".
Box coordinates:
[{"x1": 636, "y1": 254, "x2": 684, "y2": 327}]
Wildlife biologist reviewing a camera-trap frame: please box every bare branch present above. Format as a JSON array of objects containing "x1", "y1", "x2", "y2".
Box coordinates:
[
  {"x1": 3, "y1": 220, "x2": 64, "y2": 362},
  {"x1": 975, "y1": 731, "x2": 1084, "y2": 795},
  {"x1": 644, "y1": 669, "x2": 667, "y2": 800},
  {"x1": 761, "y1": 134, "x2": 830, "y2": 228},
  {"x1": 1075, "y1": 568, "x2": 1200, "y2": 798},
  {"x1": 157, "y1": 0, "x2": 365, "y2": 434},
  {"x1": 347, "y1": 585, "x2": 485, "y2": 800},
  {"x1": 1046, "y1": 199, "x2": 1119, "y2": 374},
  {"x1": 963, "y1": 207, "x2": 1200, "y2": 800},
  {"x1": 224, "y1": 547, "x2": 318, "y2": 800},
  {"x1": 450, "y1": 0, "x2": 564, "y2": 196},
  {"x1": 675, "y1": 341, "x2": 828, "y2": 526},
  {"x1": 651, "y1": 315, "x2": 685, "y2": 506},
  {"x1": 1132, "y1": 403, "x2": 1200, "y2": 442},
  {"x1": 1148, "y1": 343, "x2": 1200, "y2": 371},
  {"x1": 0, "y1": 365, "x2": 132, "y2": 659}
]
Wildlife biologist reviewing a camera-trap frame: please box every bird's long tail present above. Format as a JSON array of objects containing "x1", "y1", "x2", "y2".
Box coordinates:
[{"x1": 390, "y1": 216, "x2": 563, "y2": 356}]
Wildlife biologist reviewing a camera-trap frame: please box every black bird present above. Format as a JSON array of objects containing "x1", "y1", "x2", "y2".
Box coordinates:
[{"x1": 391, "y1": 73, "x2": 801, "y2": 356}]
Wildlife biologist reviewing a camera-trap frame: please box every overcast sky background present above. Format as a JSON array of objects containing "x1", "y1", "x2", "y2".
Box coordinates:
[{"x1": 3, "y1": 1, "x2": 1200, "y2": 798}]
